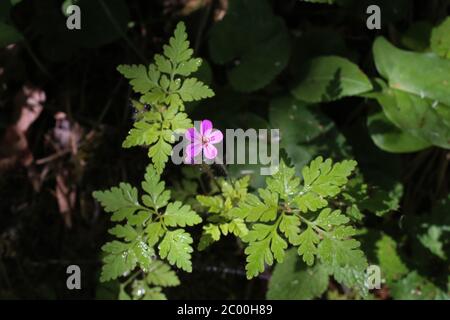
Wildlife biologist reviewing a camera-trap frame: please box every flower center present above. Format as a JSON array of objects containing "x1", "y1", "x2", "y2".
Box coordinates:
[{"x1": 202, "y1": 136, "x2": 210, "y2": 144}]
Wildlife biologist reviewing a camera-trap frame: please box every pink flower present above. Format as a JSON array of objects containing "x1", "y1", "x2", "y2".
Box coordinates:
[{"x1": 185, "y1": 120, "x2": 223, "y2": 163}]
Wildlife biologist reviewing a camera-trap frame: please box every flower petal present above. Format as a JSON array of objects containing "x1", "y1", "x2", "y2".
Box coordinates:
[
  {"x1": 185, "y1": 127, "x2": 200, "y2": 141},
  {"x1": 203, "y1": 143, "x2": 218, "y2": 160},
  {"x1": 205, "y1": 129, "x2": 223, "y2": 144},
  {"x1": 200, "y1": 119, "x2": 212, "y2": 135},
  {"x1": 185, "y1": 142, "x2": 202, "y2": 163}
]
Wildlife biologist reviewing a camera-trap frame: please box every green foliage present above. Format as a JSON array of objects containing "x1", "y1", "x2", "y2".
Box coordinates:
[
  {"x1": 226, "y1": 157, "x2": 366, "y2": 290},
  {"x1": 196, "y1": 176, "x2": 250, "y2": 251},
  {"x1": 117, "y1": 22, "x2": 213, "y2": 173},
  {"x1": 431, "y1": 17, "x2": 450, "y2": 59},
  {"x1": 267, "y1": 249, "x2": 330, "y2": 300},
  {"x1": 291, "y1": 56, "x2": 372, "y2": 103},
  {"x1": 208, "y1": 0, "x2": 291, "y2": 92},
  {"x1": 93, "y1": 164, "x2": 201, "y2": 282}
]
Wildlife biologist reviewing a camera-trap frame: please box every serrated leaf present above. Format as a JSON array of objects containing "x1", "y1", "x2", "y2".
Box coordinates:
[
  {"x1": 297, "y1": 226, "x2": 320, "y2": 266},
  {"x1": 178, "y1": 78, "x2": 214, "y2": 102},
  {"x1": 141, "y1": 165, "x2": 170, "y2": 211},
  {"x1": 266, "y1": 160, "x2": 300, "y2": 200},
  {"x1": 198, "y1": 224, "x2": 222, "y2": 251},
  {"x1": 294, "y1": 157, "x2": 357, "y2": 212},
  {"x1": 162, "y1": 201, "x2": 202, "y2": 227},
  {"x1": 148, "y1": 135, "x2": 172, "y2": 174},
  {"x1": 117, "y1": 64, "x2": 157, "y2": 94},
  {"x1": 100, "y1": 241, "x2": 137, "y2": 282},
  {"x1": 109, "y1": 224, "x2": 138, "y2": 242},
  {"x1": 158, "y1": 229, "x2": 194, "y2": 272},
  {"x1": 279, "y1": 214, "x2": 301, "y2": 245},
  {"x1": 196, "y1": 195, "x2": 223, "y2": 213},
  {"x1": 122, "y1": 120, "x2": 160, "y2": 148},
  {"x1": 234, "y1": 189, "x2": 278, "y2": 222},
  {"x1": 147, "y1": 261, "x2": 180, "y2": 287},
  {"x1": 376, "y1": 234, "x2": 409, "y2": 283},
  {"x1": 93, "y1": 183, "x2": 142, "y2": 221},
  {"x1": 163, "y1": 22, "x2": 193, "y2": 65},
  {"x1": 244, "y1": 223, "x2": 287, "y2": 279}
]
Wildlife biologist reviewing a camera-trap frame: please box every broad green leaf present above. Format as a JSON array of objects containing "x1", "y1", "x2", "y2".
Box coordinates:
[
  {"x1": 431, "y1": 17, "x2": 450, "y2": 59},
  {"x1": 208, "y1": 0, "x2": 290, "y2": 92},
  {"x1": 371, "y1": 81, "x2": 450, "y2": 149},
  {"x1": 373, "y1": 36, "x2": 450, "y2": 106},
  {"x1": 367, "y1": 111, "x2": 431, "y2": 153},
  {"x1": 291, "y1": 56, "x2": 372, "y2": 103},
  {"x1": 267, "y1": 249, "x2": 329, "y2": 300}
]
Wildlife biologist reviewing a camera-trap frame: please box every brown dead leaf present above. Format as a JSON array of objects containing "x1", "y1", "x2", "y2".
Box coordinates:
[{"x1": 0, "y1": 85, "x2": 45, "y2": 171}]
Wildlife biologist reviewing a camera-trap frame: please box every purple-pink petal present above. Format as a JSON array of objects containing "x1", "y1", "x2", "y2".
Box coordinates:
[
  {"x1": 205, "y1": 129, "x2": 223, "y2": 144},
  {"x1": 200, "y1": 119, "x2": 212, "y2": 135},
  {"x1": 185, "y1": 127, "x2": 199, "y2": 141},
  {"x1": 184, "y1": 142, "x2": 202, "y2": 163},
  {"x1": 203, "y1": 144, "x2": 218, "y2": 159}
]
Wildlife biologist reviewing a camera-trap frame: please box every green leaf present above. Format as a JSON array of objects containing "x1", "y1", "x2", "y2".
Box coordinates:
[
  {"x1": 146, "y1": 261, "x2": 180, "y2": 287},
  {"x1": 376, "y1": 234, "x2": 409, "y2": 283},
  {"x1": 163, "y1": 22, "x2": 193, "y2": 65},
  {"x1": 234, "y1": 189, "x2": 278, "y2": 222},
  {"x1": 369, "y1": 78, "x2": 450, "y2": 150},
  {"x1": 0, "y1": 22, "x2": 23, "y2": 47},
  {"x1": 196, "y1": 195, "x2": 223, "y2": 213},
  {"x1": 158, "y1": 229, "x2": 194, "y2": 272},
  {"x1": 101, "y1": 241, "x2": 138, "y2": 282},
  {"x1": 291, "y1": 56, "x2": 372, "y2": 103},
  {"x1": 109, "y1": 224, "x2": 138, "y2": 242},
  {"x1": 93, "y1": 183, "x2": 142, "y2": 221},
  {"x1": 297, "y1": 226, "x2": 320, "y2": 266},
  {"x1": 390, "y1": 271, "x2": 449, "y2": 300},
  {"x1": 431, "y1": 17, "x2": 450, "y2": 59},
  {"x1": 141, "y1": 165, "x2": 171, "y2": 211},
  {"x1": 178, "y1": 78, "x2": 214, "y2": 102},
  {"x1": 122, "y1": 120, "x2": 160, "y2": 148},
  {"x1": 266, "y1": 160, "x2": 300, "y2": 200},
  {"x1": 148, "y1": 134, "x2": 172, "y2": 174},
  {"x1": 244, "y1": 223, "x2": 287, "y2": 279},
  {"x1": 279, "y1": 214, "x2": 301, "y2": 245},
  {"x1": 208, "y1": 0, "x2": 291, "y2": 92},
  {"x1": 117, "y1": 64, "x2": 158, "y2": 94},
  {"x1": 373, "y1": 36, "x2": 450, "y2": 106},
  {"x1": 198, "y1": 224, "x2": 222, "y2": 251},
  {"x1": 162, "y1": 201, "x2": 202, "y2": 227},
  {"x1": 367, "y1": 111, "x2": 431, "y2": 153},
  {"x1": 267, "y1": 249, "x2": 329, "y2": 300},
  {"x1": 294, "y1": 156, "x2": 357, "y2": 212}
]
